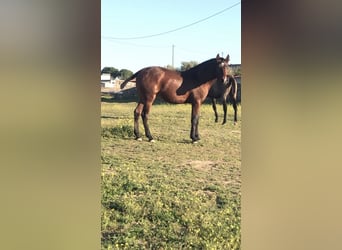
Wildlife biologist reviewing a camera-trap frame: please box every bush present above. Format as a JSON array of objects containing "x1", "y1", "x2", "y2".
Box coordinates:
[{"x1": 101, "y1": 125, "x2": 134, "y2": 139}]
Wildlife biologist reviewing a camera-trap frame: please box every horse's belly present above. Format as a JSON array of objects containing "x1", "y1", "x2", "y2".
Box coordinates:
[{"x1": 159, "y1": 91, "x2": 189, "y2": 104}]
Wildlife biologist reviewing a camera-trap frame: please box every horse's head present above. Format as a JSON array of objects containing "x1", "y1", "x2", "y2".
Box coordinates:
[{"x1": 215, "y1": 54, "x2": 230, "y2": 84}]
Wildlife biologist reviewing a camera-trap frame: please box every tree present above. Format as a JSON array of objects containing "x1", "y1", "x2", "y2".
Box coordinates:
[
  {"x1": 119, "y1": 69, "x2": 133, "y2": 80},
  {"x1": 180, "y1": 61, "x2": 198, "y2": 71},
  {"x1": 165, "y1": 64, "x2": 175, "y2": 70},
  {"x1": 101, "y1": 67, "x2": 119, "y2": 78},
  {"x1": 233, "y1": 68, "x2": 241, "y2": 76}
]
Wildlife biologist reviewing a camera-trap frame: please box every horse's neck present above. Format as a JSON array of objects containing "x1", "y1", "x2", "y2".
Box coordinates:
[
  {"x1": 182, "y1": 62, "x2": 217, "y2": 85},
  {"x1": 207, "y1": 79, "x2": 218, "y2": 87},
  {"x1": 203, "y1": 79, "x2": 219, "y2": 98}
]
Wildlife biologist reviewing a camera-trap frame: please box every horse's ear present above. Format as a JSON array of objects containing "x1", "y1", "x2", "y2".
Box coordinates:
[
  {"x1": 216, "y1": 54, "x2": 220, "y2": 60},
  {"x1": 225, "y1": 54, "x2": 230, "y2": 62}
]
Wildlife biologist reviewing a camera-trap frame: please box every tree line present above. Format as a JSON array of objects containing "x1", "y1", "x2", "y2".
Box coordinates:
[
  {"x1": 102, "y1": 61, "x2": 241, "y2": 81},
  {"x1": 101, "y1": 67, "x2": 133, "y2": 80}
]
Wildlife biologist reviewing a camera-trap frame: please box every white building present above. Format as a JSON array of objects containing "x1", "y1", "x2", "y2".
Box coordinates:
[{"x1": 100, "y1": 73, "x2": 115, "y2": 88}]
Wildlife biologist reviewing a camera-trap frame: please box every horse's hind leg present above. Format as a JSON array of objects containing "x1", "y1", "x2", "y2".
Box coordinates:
[
  {"x1": 232, "y1": 99, "x2": 238, "y2": 125},
  {"x1": 229, "y1": 93, "x2": 238, "y2": 125},
  {"x1": 134, "y1": 103, "x2": 144, "y2": 140},
  {"x1": 211, "y1": 98, "x2": 219, "y2": 123},
  {"x1": 222, "y1": 87, "x2": 230, "y2": 125},
  {"x1": 141, "y1": 100, "x2": 155, "y2": 142}
]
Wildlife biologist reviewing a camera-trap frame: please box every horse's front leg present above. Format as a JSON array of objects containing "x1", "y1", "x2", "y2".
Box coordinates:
[{"x1": 190, "y1": 102, "x2": 201, "y2": 142}]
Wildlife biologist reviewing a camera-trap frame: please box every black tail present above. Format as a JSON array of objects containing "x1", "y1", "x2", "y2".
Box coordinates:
[{"x1": 120, "y1": 71, "x2": 139, "y2": 89}]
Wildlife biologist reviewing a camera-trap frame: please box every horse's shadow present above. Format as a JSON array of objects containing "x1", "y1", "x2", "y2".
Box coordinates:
[
  {"x1": 101, "y1": 115, "x2": 114, "y2": 119},
  {"x1": 101, "y1": 93, "x2": 167, "y2": 105},
  {"x1": 177, "y1": 139, "x2": 202, "y2": 144}
]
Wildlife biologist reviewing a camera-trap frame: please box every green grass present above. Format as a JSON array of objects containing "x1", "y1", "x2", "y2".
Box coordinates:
[{"x1": 101, "y1": 98, "x2": 241, "y2": 249}]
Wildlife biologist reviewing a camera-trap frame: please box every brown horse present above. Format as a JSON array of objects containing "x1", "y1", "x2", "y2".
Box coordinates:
[
  {"x1": 207, "y1": 75, "x2": 238, "y2": 125},
  {"x1": 120, "y1": 54, "x2": 230, "y2": 143}
]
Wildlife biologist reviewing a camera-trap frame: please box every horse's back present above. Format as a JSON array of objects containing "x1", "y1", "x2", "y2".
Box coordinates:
[
  {"x1": 136, "y1": 67, "x2": 180, "y2": 87},
  {"x1": 135, "y1": 67, "x2": 188, "y2": 103}
]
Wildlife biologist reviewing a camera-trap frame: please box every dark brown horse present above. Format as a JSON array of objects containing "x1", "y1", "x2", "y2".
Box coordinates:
[
  {"x1": 207, "y1": 75, "x2": 238, "y2": 125},
  {"x1": 120, "y1": 54, "x2": 230, "y2": 143}
]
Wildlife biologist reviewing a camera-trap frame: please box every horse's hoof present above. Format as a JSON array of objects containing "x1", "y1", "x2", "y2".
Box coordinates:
[
  {"x1": 149, "y1": 139, "x2": 155, "y2": 143},
  {"x1": 136, "y1": 137, "x2": 142, "y2": 141},
  {"x1": 192, "y1": 138, "x2": 200, "y2": 144}
]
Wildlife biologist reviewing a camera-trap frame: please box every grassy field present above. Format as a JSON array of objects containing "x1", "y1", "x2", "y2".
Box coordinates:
[{"x1": 101, "y1": 95, "x2": 241, "y2": 249}]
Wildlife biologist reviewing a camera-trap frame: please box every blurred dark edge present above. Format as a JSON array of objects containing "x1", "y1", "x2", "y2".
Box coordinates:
[
  {"x1": 242, "y1": 1, "x2": 342, "y2": 250},
  {"x1": 2, "y1": 0, "x2": 342, "y2": 249},
  {"x1": 0, "y1": 1, "x2": 100, "y2": 250}
]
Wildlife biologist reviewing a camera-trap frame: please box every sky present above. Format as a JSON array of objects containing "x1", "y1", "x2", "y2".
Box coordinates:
[{"x1": 101, "y1": 0, "x2": 241, "y2": 73}]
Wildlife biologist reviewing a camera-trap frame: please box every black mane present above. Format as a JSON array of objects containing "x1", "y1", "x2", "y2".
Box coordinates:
[{"x1": 181, "y1": 58, "x2": 223, "y2": 85}]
